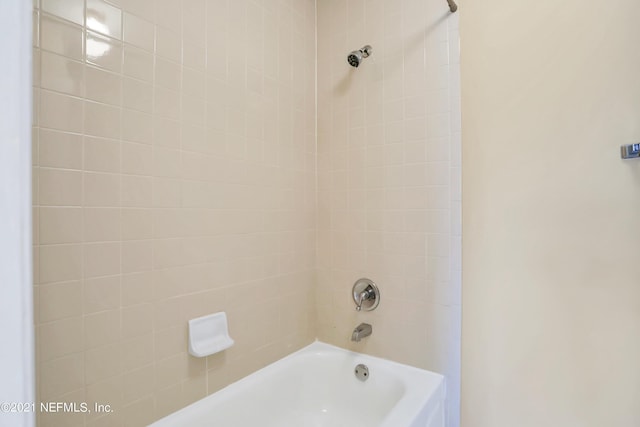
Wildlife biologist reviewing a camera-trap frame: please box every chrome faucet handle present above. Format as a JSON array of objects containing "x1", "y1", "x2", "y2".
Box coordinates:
[
  {"x1": 352, "y1": 279, "x2": 380, "y2": 312},
  {"x1": 355, "y1": 290, "x2": 366, "y2": 311},
  {"x1": 355, "y1": 289, "x2": 372, "y2": 311}
]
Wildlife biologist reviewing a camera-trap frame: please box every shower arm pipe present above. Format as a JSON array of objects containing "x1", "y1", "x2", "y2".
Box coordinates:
[{"x1": 446, "y1": 0, "x2": 458, "y2": 13}]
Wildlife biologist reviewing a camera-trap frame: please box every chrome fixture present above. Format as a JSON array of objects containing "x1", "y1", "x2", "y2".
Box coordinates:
[
  {"x1": 446, "y1": 0, "x2": 458, "y2": 13},
  {"x1": 347, "y1": 45, "x2": 372, "y2": 68},
  {"x1": 351, "y1": 323, "x2": 372, "y2": 342},
  {"x1": 621, "y1": 143, "x2": 640, "y2": 159},
  {"x1": 352, "y1": 278, "x2": 380, "y2": 311},
  {"x1": 354, "y1": 364, "x2": 369, "y2": 381}
]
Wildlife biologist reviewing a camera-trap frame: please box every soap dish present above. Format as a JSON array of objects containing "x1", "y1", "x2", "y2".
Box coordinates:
[{"x1": 188, "y1": 312, "x2": 234, "y2": 358}]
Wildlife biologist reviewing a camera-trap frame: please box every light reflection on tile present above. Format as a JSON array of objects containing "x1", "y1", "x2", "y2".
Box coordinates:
[
  {"x1": 86, "y1": 0, "x2": 122, "y2": 40},
  {"x1": 41, "y1": 0, "x2": 84, "y2": 26},
  {"x1": 86, "y1": 31, "x2": 122, "y2": 73}
]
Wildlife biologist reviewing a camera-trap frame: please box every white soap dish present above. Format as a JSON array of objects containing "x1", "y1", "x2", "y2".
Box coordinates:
[{"x1": 188, "y1": 312, "x2": 234, "y2": 358}]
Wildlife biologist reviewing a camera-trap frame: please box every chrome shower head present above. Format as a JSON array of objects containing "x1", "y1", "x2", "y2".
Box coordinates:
[{"x1": 347, "y1": 45, "x2": 372, "y2": 68}]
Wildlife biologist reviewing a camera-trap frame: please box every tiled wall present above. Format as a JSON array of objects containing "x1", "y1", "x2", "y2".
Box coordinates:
[
  {"x1": 316, "y1": 0, "x2": 461, "y2": 425},
  {"x1": 32, "y1": 0, "x2": 317, "y2": 425}
]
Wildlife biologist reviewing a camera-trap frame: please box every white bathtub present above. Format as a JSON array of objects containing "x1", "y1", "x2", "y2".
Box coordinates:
[{"x1": 150, "y1": 341, "x2": 446, "y2": 427}]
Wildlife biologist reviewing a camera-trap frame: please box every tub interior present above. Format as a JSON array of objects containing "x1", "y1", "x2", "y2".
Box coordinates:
[{"x1": 150, "y1": 342, "x2": 443, "y2": 427}]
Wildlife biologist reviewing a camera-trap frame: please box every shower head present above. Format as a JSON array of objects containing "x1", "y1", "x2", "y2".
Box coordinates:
[{"x1": 347, "y1": 45, "x2": 372, "y2": 68}]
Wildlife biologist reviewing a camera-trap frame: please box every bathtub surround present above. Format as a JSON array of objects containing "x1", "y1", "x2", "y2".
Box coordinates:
[
  {"x1": 462, "y1": 0, "x2": 640, "y2": 426},
  {"x1": 33, "y1": 0, "x2": 317, "y2": 425},
  {"x1": 33, "y1": 0, "x2": 461, "y2": 426},
  {"x1": 316, "y1": 0, "x2": 461, "y2": 425}
]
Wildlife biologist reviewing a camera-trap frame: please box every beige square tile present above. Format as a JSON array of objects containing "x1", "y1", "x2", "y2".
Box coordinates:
[
  {"x1": 183, "y1": 41, "x2": 206, "y2": 71},
  {"x1": 121, "y1": 208, "x2": 152, "y2": 240},
  {"x1": 33, "y1": 246, "x2": 40, "y2": 286},
  {"x1": 121, "y1": 303, "x2": 153, "y2": 339},
  {"x1": 39, "y1": 129, "x2": 83, "y2": 169},
  {"x1": 39, "y1": 90, "x2": 83, "y2": 133},
  {"x1": 123, "y1": 45, "x2": 153, "y2": 82},
  {"x1": 121, "y1": 396, "x2": 155, "y2": 427},
  {"x1": 84, "y1": 275, "x2": 121, "y2": 314},
  {"x1": 32, "y1": 206, "x2": 39, "y2": 247},
  {"x1": 154, "y1": 1, "x2": 181, "y2": 32},
  {"x1": 123, "y1": 12, "x2": 154, "y2": 51},
  {"x1": 32, "y1": 10, "x2": 39, "y2": 48},
  {"x1": 84, "y1": 242, "x2": 121, "y2": 278},
  {"x1": 85, "y1": 375, "x2": 124, "y2": 419},
  {"x1": 121, "y1": 271, "x2": 153, "y2": 307},
  {"x1": 152, "y1": 297, "x2": 182, "y2": 330},
  {"x1": 121, "y1": 240, "x2": 153, "y2": 273},
  {"x1": 121, "y1": 333, "x2": 153, "y2": 371},
  {"x1": 123, "y1": 77, "x2": 153, "y2": 113},
  {"x1": 154, "y1": 383, "x2": 183, "y2": 420},
  {"x1": 85, "y1": 101, "x2": 121, "y2": 139},
  {"x1": 152, "y1": 147, "x2": 180, "y2": 178},
  {"x1": 39, "y1": 244, "x2": 82, "y2": 284},
  {"x1": 181, "y1": 95, "x2": 205, "y2": 126},
  {"x1": 39, "y1": 280, "x2": 82, "y2": 322},
  {"x1": 33, "y1": 47, "x2": 41, "y2": 88},
  {"x1": 38, "y1": 316, "x2": 83, "y2": 361},
  {"x1": 155, "y1": 58, "x2": 181, "y2": 92},
  {"x1": 85, "y1": 343, "x2": 122, "y2": 385},
  {"x1": 40, "y1": 15, "x2": 84, "y2": 60},
  {"x1": 122, "y1": 109, "x2": 153, "y2": 144},
  {"x1": 153, "y1": 117, "x2": 180, "y2": 148},
  {"x1": 181, "y1": 0, "x2": 205, "y2": 44},
  {"x1": 40, "y1": 51, "x2": 83, "y2": 96},
  {"x1": 84, "y1": 207, "x2": 121, "y2": 242},
  {"x1": 155, "y1": 353, "x2": 184, "y2": 389},
  {"x1": 86, "y1": 0, "x2": 123, "y2": 39},
  {"x1": 121, "y1": 175, "x2": 152, "y2": 207},
  {"x1": 86, "y1": 31, "x2": 123, "y2": 73},
  {"x1": 156, "y1": 26, "x2": 182, "y2": 62},
  {"x1": 120, "y1": 0, "x2": 153, "y2": 20},
  {"x1": 84, "y1": 172, "x2": 121, "y2": 207},
  {"x1": 122, "y1": 364, "x2": 155, "y2": 402},
  {"x1": 152, "y1": 238, "x2": 186, "y2": 269},
  {"x1": 85, "y1": 66, "x2": 122, "y2": 106},
  {"x1": 39, "y1": 207, "x2": 83, "y2": 244},
  {"x1": 85, "y1": 310, "x2": 121, "y2": 349},
  {"x1": 41, "y1": 0, "x2": 84, "y2": 25},
  {"x1": 152, "y1": 177, "x2": 180, "y2": 208},
  {"x1": 181, "y1": 68, "x2": 206, "y2": 101},
  {"x1": 154, "y1": 326, "x2": 185, "y2": 361},
  {"x1": 153, "y1": 87, "x2": 180, "y2": 120},
  {"x1": 32, "y1": 87, "x2": 39, "y2": 127},
  {"x1": 84, "y1": 136, "x2": 121, "y2": 173},
  {"x1": 121, "y1": 142, "x2": 152, "y2": 176},
  {"x1": 39, "y1": 352, "x2": 84, "y2": 401},
  {"x1": 182, "y1": 376, "x2": 206, "y2": 406}
]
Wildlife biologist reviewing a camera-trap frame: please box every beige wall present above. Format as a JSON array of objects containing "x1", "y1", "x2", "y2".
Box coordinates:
[
  {"x1": 316, "y1": 0, "x2": 461, "y2": 424},
  {"x1": 461, "y1": 0, "x2": 640, "y2": 426},
  {"x1": 32, "y1": 0, "x2": 316, "y2": 425}
]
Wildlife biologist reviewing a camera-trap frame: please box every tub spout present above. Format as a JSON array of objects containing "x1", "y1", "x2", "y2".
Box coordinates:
[{"x1": 351, "y1": 323, "x2": 372, "y2": 342}]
